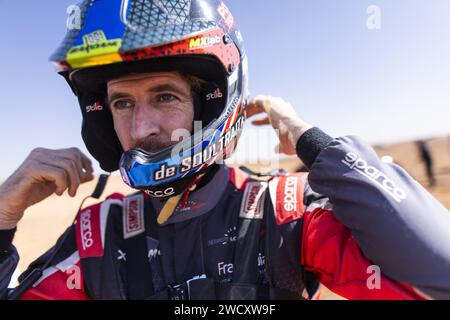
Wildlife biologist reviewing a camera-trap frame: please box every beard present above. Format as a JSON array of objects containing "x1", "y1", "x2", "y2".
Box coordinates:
[{"x1": 133, "y1": 135, "x2": 175, "y2": 154}]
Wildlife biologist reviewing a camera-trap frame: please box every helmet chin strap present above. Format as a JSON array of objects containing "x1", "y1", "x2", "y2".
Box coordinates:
[{"x1": 157, "y1": 173, "x2": 205, "y2": 225}]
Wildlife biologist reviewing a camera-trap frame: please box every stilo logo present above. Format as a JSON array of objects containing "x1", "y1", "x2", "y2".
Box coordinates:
[
  {"x1": 342, "y1": 152, "x2": 407, "y2": 203},
  {"x1": 283, "y1": 176, "x2": 298, "y2": 212},
  {"x1": 206, "y1": 88, "x2": 223, "y2": 101},
  {"x1": 80, "y1": 210, "x2": 94, "y2": 250},
  {"x1": 86, "y1": 102, "x2": 103, "y2": 113}
]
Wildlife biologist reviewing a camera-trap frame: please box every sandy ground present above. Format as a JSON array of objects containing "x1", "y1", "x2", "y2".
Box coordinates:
[
  {"x1": 5, "y1": 135, "x2": 450, "y2": 300},
  {"x1": 374, "y1": 137, "x2": 450, "y2": 209}
]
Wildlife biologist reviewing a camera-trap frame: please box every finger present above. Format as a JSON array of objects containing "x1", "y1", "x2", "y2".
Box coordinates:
[
  {"x1": 249, "y1": 95, "x2": 271, "y2": 111},
  {"x1": 39, "y1": 156, "x2": 81, "y2": 197},
  {"x1": 251, "y1": 117, "x2": 271, "y2": 126},
  {"x1": 246, "y1": 103, "x2": 265, "y2": 118},
  {"x1": 246, "y1": 107, "x2": 266, "y2": 119},
  {"x1": 58, "y1": 148, "x2": 94, "y2": 185},
  {"x1": 278, "y1": 143, "x2": 297, "y2": 156},
  {"x1": 65, "y1": 149, "x2": 94, "y2": 183},
  {"x1": 30, "y1": 161, "x2": 69, "y2": 196},
  {"x1": 60, "y1": 154, "x2": 84, "y2": 184},
  {"x1": 30, "y1": 148, "x2": 92, "y2": 197},
  {"x1": 249, "y1": 95, "x2": 269, "y2": 105},
  {"x1": 77, "y1": 151, "x2": 95, "y2": 179},
  {"x1": 58, "y1": 157, "x2": 80, "y2": 197}
]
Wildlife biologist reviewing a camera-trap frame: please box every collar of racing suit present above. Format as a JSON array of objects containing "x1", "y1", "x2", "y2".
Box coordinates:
[{"x1": 150, "y1": 164, "x2": 229, "y2": 225}]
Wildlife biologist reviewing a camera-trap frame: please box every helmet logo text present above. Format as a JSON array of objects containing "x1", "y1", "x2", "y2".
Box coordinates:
[
  {"x1": 86, "y1": 102, "x2": 104, "y2": 113},
  {"x1": 189, "y1": 36, "x2": 221, "y2": 50},
  {"x1": 206, "y1": 88, "x2": 223, "y2": 101}
]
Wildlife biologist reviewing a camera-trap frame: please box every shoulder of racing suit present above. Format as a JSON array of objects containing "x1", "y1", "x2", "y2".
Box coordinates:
[
  {"x1": 296, "y1": 128, "x2": 436, "y2": 300},
  {"x1": 15, "y1": 193, "x2": 125, "y2": 300},
  {"x1": 263, "y1": 170, "x2": 425, "y2": 300}
]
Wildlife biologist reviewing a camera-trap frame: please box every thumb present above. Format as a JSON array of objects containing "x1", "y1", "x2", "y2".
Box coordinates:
[
  {"x1": 252, "y1": 117, "x2": 271, "y2": 126},
  {"x1": 275, "y1": 142, "x2": 297, "y2": 156}
]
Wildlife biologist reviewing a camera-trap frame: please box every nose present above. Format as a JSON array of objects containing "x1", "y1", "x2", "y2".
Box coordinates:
[{"x1": 130, "y1": 101, "x2": 161, "y2": 143}]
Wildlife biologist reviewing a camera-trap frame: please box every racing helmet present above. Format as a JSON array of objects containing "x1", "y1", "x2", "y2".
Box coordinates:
[{"x1": 50, "y1": 0, "x2": 249, "y2": 198}]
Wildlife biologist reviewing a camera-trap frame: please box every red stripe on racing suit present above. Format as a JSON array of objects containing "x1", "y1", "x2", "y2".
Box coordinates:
[{"x1": 301, "y1": 206, "x2": 425, "y2": 300}]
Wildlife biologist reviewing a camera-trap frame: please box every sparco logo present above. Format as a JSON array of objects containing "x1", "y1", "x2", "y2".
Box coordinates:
[
  {"x1": 80, "y1": 210, "x2": 93, "y2": 250},
  {"x1": 342, "y1": 152, "x2": 407, "y2": 203},
  {"x1": 283, "y1": 176, "x2": 298, "y2": 212},
  {"x1": 146, "y1": 187, "x2": 175, "y2": 198},
  {"x1": 86, "y1": 102, "x2": 103, "y2": 113}
]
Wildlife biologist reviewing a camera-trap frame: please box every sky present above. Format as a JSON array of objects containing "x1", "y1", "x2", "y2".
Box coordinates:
[{"x1": 0, "y1": 0, "x2": 449, "y2": 178}]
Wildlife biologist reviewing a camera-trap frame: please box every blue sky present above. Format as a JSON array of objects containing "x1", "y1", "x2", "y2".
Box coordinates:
[{"x1": 0, "y1": 0, "x2": 449, "y2": 178}]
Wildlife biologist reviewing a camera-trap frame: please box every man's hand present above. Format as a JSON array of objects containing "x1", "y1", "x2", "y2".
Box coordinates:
[
  {"x1": 246, "y1": 95, "x2": 314, "y2": 155},
  {"x1": 0, "y1": 148, "x2": 94, "y2": 230}
]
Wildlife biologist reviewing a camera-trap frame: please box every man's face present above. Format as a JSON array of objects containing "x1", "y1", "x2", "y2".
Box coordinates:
[{"x1": 107, "y1": 72, "x2": 194, "y2": 152}]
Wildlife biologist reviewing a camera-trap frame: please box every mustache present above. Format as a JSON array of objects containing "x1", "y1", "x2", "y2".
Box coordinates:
[{"x1": 133, "y1": 135, "x2": 175, "y2": 153}]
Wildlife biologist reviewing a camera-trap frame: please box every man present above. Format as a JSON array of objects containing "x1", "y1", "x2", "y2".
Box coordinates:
[
  {"x1": 1, "y1": 0, "x2": 450, "y2": 300},
  {"x1": 416, "y1": 140, "x2": 436, "y2": 187}
]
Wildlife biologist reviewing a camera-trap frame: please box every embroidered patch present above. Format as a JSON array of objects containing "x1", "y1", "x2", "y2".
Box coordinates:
[
  {"x1": 269, "y1": 175, "x2": 306, "y2": 225},
  {"x1": 239, "y1": 181, "x2": 268, "y2": 219},
  {"x1": 76, "y1": 207, "x2": 103, "y2": 258},
  {"x1": 123, "y1": 193, "x2": 145, "y2": 239}
]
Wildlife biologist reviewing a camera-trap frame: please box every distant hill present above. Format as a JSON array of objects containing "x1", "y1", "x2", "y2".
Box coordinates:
[{"x1": 238, "y1": 135, "x2": 450, "y2": 209}]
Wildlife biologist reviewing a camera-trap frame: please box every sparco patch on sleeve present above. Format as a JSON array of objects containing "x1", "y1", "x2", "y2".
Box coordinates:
[
  {"x1": 239, "y1": 181, "x2": 268, "y2": 219},
  {"x1": 269, "y1": 174, "x2": 306, "y2": 225},
  {"x1": 123, "y1": 193, "x2": 145, "y2": 239}
]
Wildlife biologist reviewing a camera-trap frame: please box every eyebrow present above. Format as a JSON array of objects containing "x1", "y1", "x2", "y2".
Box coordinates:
[
  {"x1": 150, "y1": 84, "x2": 189, "y2": 98},
  {"x1": 107, "y1": 92, "x2": 129, "y2": 105},
  {"x1": 107, "y1": 83, "x2": 190, "y2": 105}
]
